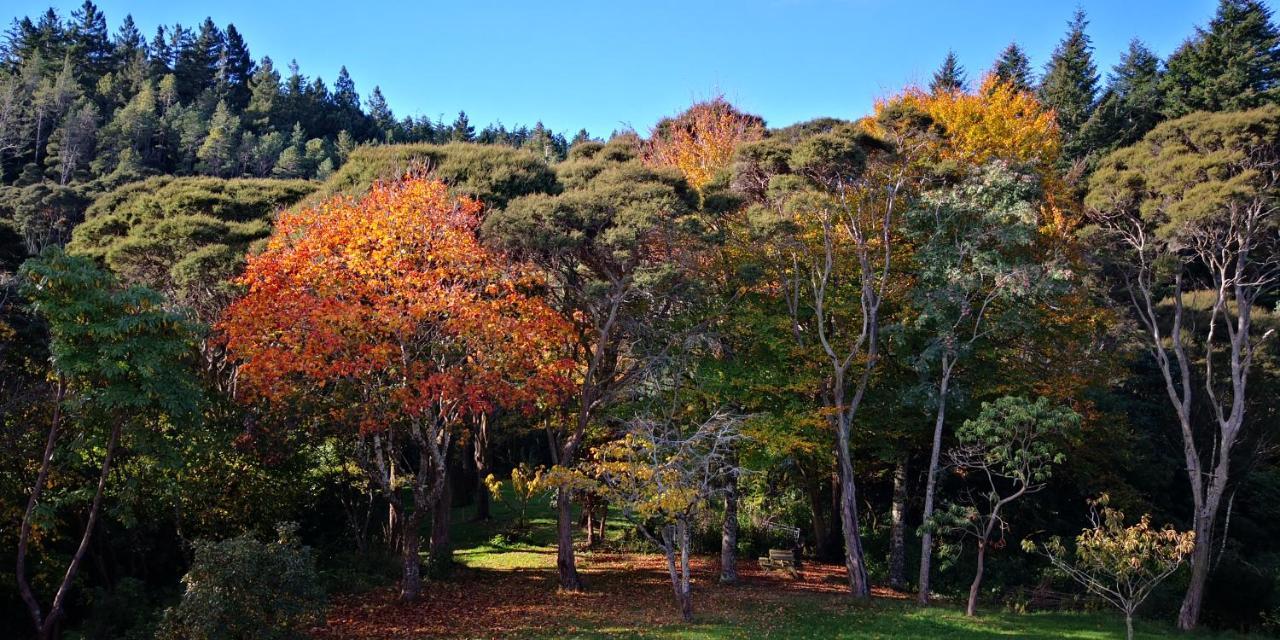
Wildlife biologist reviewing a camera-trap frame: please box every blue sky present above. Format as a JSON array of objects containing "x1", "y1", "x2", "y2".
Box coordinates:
[{"x1": 2, "y1": 1, "x2": 1258, "y2": 137}]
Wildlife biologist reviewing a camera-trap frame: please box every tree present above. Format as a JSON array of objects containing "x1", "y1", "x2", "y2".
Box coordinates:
[
  {"x1": 1039, "y1": 9, "x2": 1098, "y2": 162},
  {"x1": 1161, "y1": 0, "x2": 1280, "y2": 117},
  {"x1": 1085, "y1": 105, "x2": 1280, "y2": 630},
  {"x1": 593, "y1": 410, "x2": 745, "y2": 621},
  {"x1": 366, "y1": 86, "x2": 395, "y2": 140},
  {"x1": 244, "y1": 56, "x2": 281, "y2": 131},
  {"x1": 909, "y1": 162, "x2": 1066, "y2": 605},
  {"x1": 451, "y1": 110, "x2": 474, "y2": 142},
  {"x1": 485, "y1": 137, "x2": 702, "y2": 590},
  {"x1": 733, "y1": 116, "x2": 921, "y2": 597},
  {"x1": 196, "y1": 99, "x2": 241, "y2": 176},
  {"x1": 221, "y1": 24, "x2": 254, "y2": 109},
  {"x1": 15, "y1": 248, "x2": 199, "y2": 640},
  {"x1": 991, "y1": 42, "x2": 1034, "y2": 93},
  {"x1": 930, "y1": 50, "x2": 967, "y2": 94},
  {"x1": 1024, "y1": 495, "x2": 1195, "y2": 640},
  {"x1": 934, "y1": 396, "x2": 1079, "y2": 617},
  {"x1": 645, "y1": 97, "x2": 765, "y2": 192},
  {"x1": 220, "y1": 176, "x2": 573, "y2": 602},
  {"x1": 1078, "y1": 39, "x2": 1164, "y2": 159}
]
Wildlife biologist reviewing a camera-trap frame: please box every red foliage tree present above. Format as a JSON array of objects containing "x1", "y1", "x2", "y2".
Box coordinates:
[{"x1": 220, "y1": 175, "x2": 573, "y2": 601}]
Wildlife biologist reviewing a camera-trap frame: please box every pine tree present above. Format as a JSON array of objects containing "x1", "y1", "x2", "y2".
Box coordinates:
[
  {"x1": 113, "y1": 15, "x2": 146, "y2": 62},
  {"x1": 148, "y1": 26, "x2": 172, "y2": 76},
  {"x1": 197, "y1": 99, "x2": 241, "y2": 176},
  {"x1": 222, "y1": 25, "x2": 255, "y2": 110},
  {"x1": 69, "y1": 1, "x2": 113, "y2": 86},
  {"x1": 366, "y1": 86, "x2": 395, "y2": 140},
  {"x1": 245, "y1": 57, "x2": 281, "y2": 131},
  {"x1": 273, "y1": 122, "x2": 307, "y2": 178},
  {"x1": 1161, "y1": 0, "x2": 1280, "y2": 116},
  {"x1": 991, "y1": 42, "x2": 1034, "y2": 92},
  {"x1": 930, "y1": 50, "x2": 967, "y2": 93},
  {"x1": 451, "y1": 110, "x2": 475, "y2": 142},
  {"x1": 1079, "y1": 39, "x2": 1164, "y2": 157},
  {"x1": 1039, "y1": 8, "x2": 1099, "y2": 161},
  {"x1": 570, "y1": 128, "x2": 592, "y2": 146},
  {"x1": 175, "y1": 18, "x2": 222, "y2": 101}
]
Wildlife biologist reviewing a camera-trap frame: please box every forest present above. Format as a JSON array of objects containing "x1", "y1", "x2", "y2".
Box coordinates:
[{"x1": 0, "y1": 1, "x2": 1278, "y2": 639}]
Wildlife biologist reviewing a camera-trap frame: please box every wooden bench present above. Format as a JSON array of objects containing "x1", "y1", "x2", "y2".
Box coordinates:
[{"x1": 758, "y1": 548, "x2": 800, "y2": 576}]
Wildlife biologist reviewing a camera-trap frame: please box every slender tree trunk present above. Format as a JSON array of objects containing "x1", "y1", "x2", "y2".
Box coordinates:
[
  {"x1": 472, "y1": 414, "x2": 491, "y2": 521},
  {"x1": 679, "y1": 520, "x2": 693, "y2": 621},
  {"x1": 918, "y1": 363, "x2": 952, "y2": 604},
  {"x1": 597, "y1": 502, "x2": 607, "y2": 542},
  {"x1": 805, "y1": 475, "x2": 830, "y2": 559},
  {"x1": 966, "y1": 537, "x2": 986, "y2": 617},
  {"x1": 16, "y1": 378, "x2": 64, "y2": 633},
  {"x1": 836, "y1": 424, "x2": 870, "y2": 598},
  {"x1": 397, "y1": 499, "x2": 422, "y2": 602},
  {"x1": 585, "y1": 503, "x2": 596, "y2": 547},
  {"x1": 888, "y1": 457, "x2": 908, "y2": 591},
  {"x1": 556, "y1": 488, "x2": 583, "y2": 590},
  {"x1": 39, "y1": 421, "x2": 121, "y2": 640},
  {"x1": 1125, "y1": 610, "x2": 1134, "y2": 640},
  {"x1": 720, "y1": 469, "x2": 739, "y2": 584}
]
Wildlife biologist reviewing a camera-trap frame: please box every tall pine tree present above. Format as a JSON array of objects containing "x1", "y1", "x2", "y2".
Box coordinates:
[
  {"x1": 991, "y1": 42, "x2": 1033, "y2": 92},
  {"x1": 1161, "y1": 0, "x2": 1280, "y2": 116},
  {"x1": 1039, "y1": 9, "x2": 1099, "y2": 162},
  {"x1": 1078, "y1": 39, "x2": 1164, "y2": 158}
]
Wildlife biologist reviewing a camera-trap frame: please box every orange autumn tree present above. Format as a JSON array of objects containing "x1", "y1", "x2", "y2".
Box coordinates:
[
  {"x1": 219, "y1": 175, "x2": 573, "y2": 602},
  {"x1": 645, "y1": 96, "x2": 765, "y2": 191}
]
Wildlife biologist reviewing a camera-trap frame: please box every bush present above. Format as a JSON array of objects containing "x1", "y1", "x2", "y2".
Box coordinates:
[{"x1": 157, "y1": 523, "x2": 325, "y2": 640}]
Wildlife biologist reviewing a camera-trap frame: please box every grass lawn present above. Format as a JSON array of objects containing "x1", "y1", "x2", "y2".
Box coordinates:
[{"x1": 314, "y1": 486, "x2": 1265, "y2": 640}]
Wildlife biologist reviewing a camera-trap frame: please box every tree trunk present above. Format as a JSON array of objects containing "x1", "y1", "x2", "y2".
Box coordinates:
[
  {"x1": 836, "y1": 426, "x2": 870, "y2": 598},
  {"x1": 720, "y1": 469, "x2": 739, "y2": 584},
  {"x1": 556, "y1": 488, "x2": 583, "y2": 590},
  {"x1": 38, "y1": 420, "x2": 120, "y2": 640},
  {"x1": 918, "y1": 363, "x2": 952, "y2": 604},
  {"x1": 1178, "y1": 508, "x2": 1216, "y2": 630},
  {"x1": 888, "y1": 457, "x2": 908, "y2": 591},
  {"x1": 397, "y1": 499, "x2": 422, "y2": 602},
  {"x1": 966, "y1": 538, "x2": 986, "y2": 617},
  {"x1": 16, "y1": 378, "x2": 63, "y2": 634},
  {"x1": 805, "y1": 474, "x2": 830, "y2": 559},
  {"x1": 472, "y1": 414, "x2": 491, "y2": 521},
  {"x1": 679, "y1": 520, "x2": 694, "y2": 621},
  {"x1": 428, "y1": 464, "x2": 452, "y2": 577},
  {"x1": 1125, "y1": 611, "x2": 1135, "y2": 640}
]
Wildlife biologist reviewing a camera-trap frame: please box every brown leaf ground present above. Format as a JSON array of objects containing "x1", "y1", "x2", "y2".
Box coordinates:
[{"x1": 314, "y1": 551, "x2": 906, "y2": 639}]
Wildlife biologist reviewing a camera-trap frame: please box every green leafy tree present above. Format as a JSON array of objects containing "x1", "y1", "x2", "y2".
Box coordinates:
[
  {"x1": 910, "y1": 162, "x2": 1068, "y2": 604},
  {"x1": 157, "y1": 523, "x2": 324, "y2": 640},
  {"x1": 934, "y1": 396, "x2": 1079, "y2": 617},
  {"x1": 14, "y1": 248, "x2": 199, "y2": 640},
  {"x1": 197, "y1": 99, "x2": 242, "y2": 177},
  {"x1": 485, "y1": 136, "x2": 701, "y2": 591},
  {"x1": 1085, "y1": 105, "x2": 1280, "y2": 630}
]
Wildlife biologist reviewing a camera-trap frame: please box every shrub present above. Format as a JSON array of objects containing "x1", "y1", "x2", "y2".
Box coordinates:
[{"x1": 157, "y1": 523, "x2": 325, "y2": 640}]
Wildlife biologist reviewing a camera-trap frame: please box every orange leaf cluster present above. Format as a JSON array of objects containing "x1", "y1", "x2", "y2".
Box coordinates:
[
  {"x1": 645, "y1": 97, "x2": 765, "y2": 191},
  {"x1": 219, "y1": 176, "x2": 575, "y2": 433}
]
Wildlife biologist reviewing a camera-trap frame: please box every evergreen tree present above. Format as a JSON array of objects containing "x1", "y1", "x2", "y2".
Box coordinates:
[
  {"x1": 930, "y1": 50, "x2": 967, "y2": 93},
  {"x1": 570, "y1": 128, "x2": 592, "y2": 146},
  {"x1": 991, "y1": 42, "x2": 1034, "y2": 92},
  {"x1": 197, "y1": 99, "x2": 241, "y2": 176},
  {"x1": 148, "y1": 25, "x2": 172, "y2": 77},
  {"x1": 244, "y1": 57, "x2": 280, "y2": 131},
  {"x1": 272, "y1": 122, "x2": 307, "y2": 178},
  {"x1": 1161, "y1": 0, "x2": 1280, "y2": 116},
  {"x1": 112, "y1": 14, "x2": 146, "y2": 63},
  {"x1": 451, "y1": 110, "x2": 475, "y2": 142},
  {"x1": 222, "y1": 24, "x2": 254, "y2": 110},
  {"x1": 1079, "y1": 39, "x2": 1164, "y2": 158},
  {"x1": 68, "y1": 1, "x2": 112, "y2": 86},
  {"x1": 1039, "y1": 8, "x2": 1099, "y2": 161},
  {"x1": 366, "y1": 86, "x2": 395, "y2": 140},
  {"x1": 175, "y1": 18, "x2": 221, "y2": 101}
]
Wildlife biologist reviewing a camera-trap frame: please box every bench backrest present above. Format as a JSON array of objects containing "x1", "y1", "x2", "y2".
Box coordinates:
[{"x1": 768, "y1": 549, "x2": 794, "y2": 561}]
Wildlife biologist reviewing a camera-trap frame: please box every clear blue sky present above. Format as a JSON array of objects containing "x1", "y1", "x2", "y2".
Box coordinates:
[{"x1": 3, "y1": 1, "x2": 1259, "y2": 137}]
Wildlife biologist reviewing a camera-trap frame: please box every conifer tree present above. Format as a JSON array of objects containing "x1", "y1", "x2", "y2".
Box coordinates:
[
  {"x1": 991, "y1": 42, "x2": 1034, "y2": 92},
  {"x1": 1161, "y1": 0, "x2": 1280, "y2": 116},
  {"x1": 1039, "y1": 9, "x2": 1099, "y2": 161},
  {"x1": 930, "y1": 50, "x2": 967, "y2": 93},
  {"x1": 1079, "y1": 39, "x2": 1164, "y2": 158},
  {"x1": 451, "y1": 110, "x2": 475, "y2": 142}
]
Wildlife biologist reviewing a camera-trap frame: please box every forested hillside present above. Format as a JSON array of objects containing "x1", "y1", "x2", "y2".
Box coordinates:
[{"x1": 2, "y1": 2, "x2": 1279, "y2": 640}]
